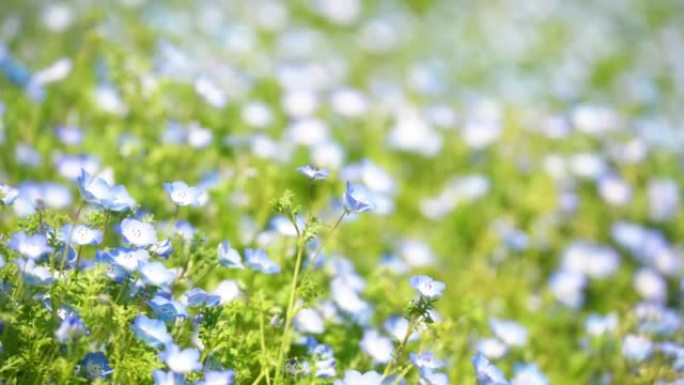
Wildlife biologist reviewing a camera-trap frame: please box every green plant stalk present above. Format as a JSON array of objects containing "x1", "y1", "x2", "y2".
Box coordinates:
[
  {"x1": 382, "y1": 316, "x2": 421, "y2": 379},
  {"x1": 274, "y1": 236, "x2": 306, "y2": 384}
]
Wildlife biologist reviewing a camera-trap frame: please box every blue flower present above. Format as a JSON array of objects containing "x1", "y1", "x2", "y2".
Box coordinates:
[
  {"x1": 15, "y1": 259, "x2": 54, "y2": 286},
  {"x1": 61, "y1": 224, "x2": 103, "y2": 246},
  {"x1": 184, "y1": 288, "x2": 221, "y2": 307},
  {"x1": 0, "y1": 184, "x2": 19, "y2": 205},
  {"x1": 472, "y1": 352, "x2": 508, "y2": 385},
  {"x1": 622, "y1": 334, "x2": 653, "y2": 362},
  {"x1": 244, "y1": 248, "x2": 280, "y2": 274},
  {"x1": 333, "y1": 370, "x2": 384, "y2": 385},
  {"x1": 511, "y1": 363, "x2": 548, "y2": 385},
  {"x1": 151, "y1": 239, "x2": 174, "y2": 258},
  {"x1": 159, "y1": 343, "x2": 203, "y2": 373},
  {"x1": 410, "y1": 352, "x2": 445, "y2": 370},
  {"x1": 76, "y1": 169, "x2": 136, "y2": 211},
  {"x1": 80, "y1": 352, "x2": 112, "y2": 379},
  {"x1": 101, "y1": 247, "x2": 150, "y2": 273},
  {"x1": 55, "y1": 312, "x2": 87, "y2": 342},
  {"x1": 8, "y1": 232, "x2": 53, "y2": 260},
  {"x1": 298, "y1": 164, "x2": 329, "y2": 180},
  {"x1": 342, "y1": 181, "x2": 373, "y2": 213},
  {"x1": 310, "y1": 343, "x2": 337, "y2": 378},
  {"x1": 140, "y1": 261, "x2": 176, "y2": 287},
  {"x1": 218, "y1": 241, "x2": 244, "y2": 269},
  {"x1": 121, "y1": 218, "x2": 157, "y2": 247},
  {"x1": 420, "y1": 370, "x2": 449, "y2": 385},
  {"x1": 409, "y1": 275, "x2": 445, "y2": 299},
  {"x1": 149, "y1": 295, "x2": 187, "y2": 322},
  {"x1": 489, "y1": 319, "x2": 528, "y2": 348},
  {"x1": 164, "y1": 181, "x2": 206, "y2": 207},
  {"x1": 132, "y1": 314, "x2": 173, "y2": 349},
  {"x1": 360, "y1": 329, "x2": 393, "y2": 364},
  {"x1": 197, "y1": 370, "x2": 236, "y2": 385},
  {"x1": 153, "y1": 370, "x2": 184, "y2": 385}
]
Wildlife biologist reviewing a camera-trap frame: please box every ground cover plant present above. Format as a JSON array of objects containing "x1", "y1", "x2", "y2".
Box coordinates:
[{"x1": 0, "y1": 0, "x2": 683, "y2": 384}]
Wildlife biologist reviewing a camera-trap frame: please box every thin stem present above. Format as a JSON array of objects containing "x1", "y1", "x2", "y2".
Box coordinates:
[
  {"x1": 260, "y1": 309, "x2": 272, "y2": 385},
  {"x1": 102, "y1": 210, "x2": 111, "y2": 242},
  {"x1": 299, "y1": 210, "x2": 348, "y2": 283},
  {"x1": 59, "y1": 202, "x2": 85, "y2": 274},
  {"x1": 250, "y1": 371, "x2": 266, "y2": 385},
  {"x1": 382, "y1": 316, "x2": 421, "y2": 379},
  {"x1": 274, "y1": 237, "x2": 306, "y2": 384}
]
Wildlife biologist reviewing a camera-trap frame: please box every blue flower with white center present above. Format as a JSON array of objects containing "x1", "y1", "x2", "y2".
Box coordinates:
[
  {"x1": 8, "y1": 232, "x2": 53, "y2": 260},
  {"x1": 298, "y1": 164, "x2": 329, "y2": 180},
  {"x1": 244, "y1": 248, "x2": 280, "y2": 274},
  {"x1": 0, "y1": 184, "x2": 19, "y2": 205},
  {"x1": 489, "y1": 318, "x2": 528, "y2": 348},
  {"x1": 511, "y1": 363, "x2": 548, "y2": 385},
  {"x1": 76, "y1": 169, "x2": 136, "y2": 211},
  {"x1": 140, "y1": 261, "x2": 176, "y2": 287},
  {"x1": 409, "y1": 275, "x2": 445, "y2": 299},
  {"x1": 61, "y1": 224, "x2": 102, "y2": 246},
  {"x1": 105, "y1": 247, "x2": 150, "y2": 273},
  {"x1": 95, "y1": 249, "x2": 127, "y2": 281},
  {"x1": 121, "y1": 218, "x2": 157, "y2": 247},
  {"x1": 151, "y1": 239, "x2": 173, "y2": 258},
  {"x1": 164, "y1": 181, "x2": 206, "y2": 207},
  {"x1": 472, "y1": 352, "x2": 508, "y2": 385},
  {"x1": 218, "y1": 241, "x2": 244, "y2": 269},
  {"x1": 333, "y1": 370, "x2": 384, "y2": 385},
  {"x1": 184, "y1": 288, "x2": 221, "y2": 307},
  {"x1": 150, "y1": 294, "x2": 187, "y2": 322},
  {"x1": 410, "y1": 352, "x2": 445, "y2": 370},
  {"x1": 212, "y1": 280, "x2": 241, "y2": 304},
  {"x1": 153, "y1": 370, "x2": 184, "y2": 385},
  {"x1": 159, "y1": 343, "x2": 203, "y2": 373},
  {"x1": 294, "y1": 308, "x2": 325, "y2": 334},
  {"x1": 310, "y1": 343, "x2": 336, "y2": 378},
  {"x1": 622, "y1": 334, "x2": 653, "y2": 362},
  {"x1": 55, "y1": 312, "x2": 87, "y2": 342},
  {"x1": 197, "y1": 370, "x2": 236, "y2": 385},
  {"x1": 80, "y1": 352, "x2": 112, "y2": 379},
  {"x1": 132, "y1": 314, "x2": 173, "y2": 349},
  {"x1": 360, "y1": 329, "x2": 393, "y2": 364},
  {"x1": 15, "y1": 259, "x2": 54, "y2": 286},
  {"x1": 342, "y1": 181, "x2": 373, "y2": 213}
]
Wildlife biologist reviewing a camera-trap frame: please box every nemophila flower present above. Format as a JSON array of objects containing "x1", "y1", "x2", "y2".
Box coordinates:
[
  {"x1": 151, "y1": 239, "x2": 174, "y2": 258},
  {"x1": 399, "y1": 239, "x2": 435, "y2": 268},
  {"x1": 548, "y1": 269, "x2": 586, "y2": 308},
  {"x1": 121, "y1": 218, "x2": 157, "y2": 247},
  {"x1": 164, "y1": 181, "x2": 206, "y2": 207},
  {"x1": 244, "y1": 248, "x2": 280, "y2": 274},
  {"x1": 197, "y1": 370, "x2": 236, "y2": 385},
  {"x1": 55, "y1": 312, "x2": 86, "y2": 342},
  {"x1": 410, "y1": 352, "x2": 445, "y2": 370},
  {"x1": 622, "y1": 334, "x2": 654, "y2": 362},
  {"x1": 634, "y1": 268, "x2": 667, "y2": 303},
  {"x1": 8, "y1": 232, "x2": 53, "y2": 260},
  {"x1": 334, "y1": 370, "x2": 384, "y2": 385},
  {"x1": 360, "y1": 329, "x2": 393, "y2": 364},
  {"x1": 343, "y1": 181, "x2": 373, "y2": 213},
  {"x1": 511, "y1": 363, "x2": 548, "y2": 385},
  {"x1": 13, "y1": 182, "x2": 73, "y2": 217},
  {"x1": 647, "y1": 179, "x2": 679, "y2": 222},
  {"x1": 0, "y1": 184, "x2": 19, "y2": 205},
  {"x1": 132, "y1": 314, "x2": 173, "y2": 348},
  {"x1": 472, "y1": 352, "x2": 508, "y2": 385},
  {"x1": 476, "y1": 338, "x2": 507, "y2": 360},
  {"x1": 597, "y1": 175, "x2": 632, "y2": 206},
  {"x1": 103, "y1": 247, "x2": 151, "y2": 273},
  {"x1": 270, "y1": 215, "x2": 306, "y2": 237},
  {"x1": 560, "y1": 242, "x2": 620, "y2": 279},
  {"x1": 410, "y1": 275, "x2": 445, "y2": 299},
  {"x1": 54, "y1": 154, "x2": 100, "y2": 180},
  {"x1": 140, "y1": 261, "x2": 176, "y2": 287},
  {"x1": 61, "y1": 224, "x2": 102, "y2": 246},
  {"x1": 184, "y1": 288, "x2": 221, "y2": 307},
  {"x1": 633, "y1": 303, "x2": 681, "y2": 336},
  {"x1": 585, "y1": 313, "x2": 619, "y2": 337},
  {"x1": 490, "y1": 319, "x2": 528, "y2": 348},
  {"x1": 150, "y1": 295, "x2": 188, "y2": 322},
  {"x1": 76, "y1": 170, "x2": 136, "y2": 211},
  {"x1": 16, "y1": 259, "x2": 54, "y2": 286},
  {"x1": 330, "y1": 278, "x2": 371, "y2": 319},
  {"x1": 212, "y1": 280, "x2": 242, "y2": 304},
  {"x1": 80, "y1": 352, "x2": 112, "y2": 379},
  {"x1": 56, "y1": 125, "x2": 83, "y2": 145},
  {"x1": 159, "y1": 343, "x2": 203, "y2": 373},
  {"x1": 217, "y1": 241, "x2": 244, "y2": 269},
  {"x1": 153, "y1": 370, "x2": 184, "y2": 385},
  {"x1": 298, "y1": 164, "x2": 329, "y2": 180},
  {"x1": 310, "y1": 343, "x2": 337, "y2": 378},
  {"x1": 294, "y1": 308, "x2": 325, "y2": 334}
]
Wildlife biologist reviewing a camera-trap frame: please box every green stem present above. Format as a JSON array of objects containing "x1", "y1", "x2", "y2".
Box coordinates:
[
  {"x1": 260, "y1": 309, "x2": 272, "y2": 385},
  {"x1": 250, "y1": 371, "x2": 266, "y2": 385},
  {"x1": 59, "y1": 202, "x2": 85, "y2": 274},
  {"x1": 274, "y1": 237, "x2": 306, "y2": 384},
  {"x1": 382, "y1": 316, "x2": 421, "y2": 379}
]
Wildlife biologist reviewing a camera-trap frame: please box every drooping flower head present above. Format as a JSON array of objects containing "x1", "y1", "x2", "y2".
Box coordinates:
[
  {"x1": 298, "y1": 164, "x2": 329, "y2": 180},
  {"x1": 218, "y1": 241, "x2": 244, "y2": 269},
  {"x1": 342, "y1": 181, "x2": 374, "y2": 213},
  {"x1": 76, "y1": 169, "x2": 136, "y2": 211}
]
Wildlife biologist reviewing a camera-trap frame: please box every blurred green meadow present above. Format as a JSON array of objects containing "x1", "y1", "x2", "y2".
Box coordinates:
[{"x1": 0, "y1": 0, "x2": 684, "y2": 384}]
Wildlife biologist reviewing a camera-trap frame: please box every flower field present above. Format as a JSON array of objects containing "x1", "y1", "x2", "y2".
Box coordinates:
[{"x1": 0, "y1": 0, "x2": 683, "y2": 384}]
